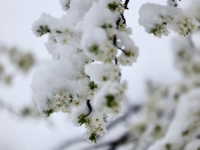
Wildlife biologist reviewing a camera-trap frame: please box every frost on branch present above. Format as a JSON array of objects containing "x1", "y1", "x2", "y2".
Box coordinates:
[
  {"x1": 31, "y1": 0, "x2": 138, "y2": 143},
  {"x1": 139, "y1": 3, "x2": 199, "y2": 37}
]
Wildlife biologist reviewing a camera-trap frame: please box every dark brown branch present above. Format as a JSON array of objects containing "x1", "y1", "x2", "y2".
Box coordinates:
[
  {"x1": 113, "y1": 35, "x2": 128, "y2": 55},
  {"x1": 120, "y1": 14, "x2": 126, "y2": 24},
  {"x1": 115, "y1": 57, "x2": 118, "y2": 65},
  {"x1": 84, "y1": 132, "x2": 130, "y2": 150},
  {"x1": 124, "y1": 0, "x2": 130, "y2": 9},
  {"x1": 84, "y1": 100, "x2": 92, "y2": 117},
  {"x1": 116, "y1": 17, "x2": 121, "y2": 29}
]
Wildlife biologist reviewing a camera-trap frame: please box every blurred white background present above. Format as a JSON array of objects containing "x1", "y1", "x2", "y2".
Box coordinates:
[{"x1": 0, "y1": 0, "x2": 191, "y2": 149}]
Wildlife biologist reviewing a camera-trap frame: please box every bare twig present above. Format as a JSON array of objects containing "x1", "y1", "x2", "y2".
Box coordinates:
[
  {"x1": 124, "y1": 0, "x2": 130, "y2": 9},
  {"x1": 84, "y1": 132, "x2": 130, "y2": 150},
  {"x1": 84, "y1": 100, "x2": 92, "y2": 117}
]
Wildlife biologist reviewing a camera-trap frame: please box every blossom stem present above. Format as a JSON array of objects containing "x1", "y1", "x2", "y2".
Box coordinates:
[
  {"x1": 113, "y1": 35, "x2": 128, "y2": 55},
  {"x1": 84, "y1": 100, "x2": 92, "y2": 117},
  {"x1": 124, "y1": 0, "x2": 130, "y2": 9}
]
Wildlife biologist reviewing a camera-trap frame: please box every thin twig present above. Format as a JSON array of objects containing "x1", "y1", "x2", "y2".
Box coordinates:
[
  {"x1": 120, "y1": 14, "x2": 126, "y2": 24},
  {"x1": 113, "y1": 35, "x2": 128, "y2": 55},
  {"x1": 84, "y1": 132, "x2": 130, "y2": 150},
  {"x1": 115, "y1": 57, "x2": 118, "y2": 65},
  {"x1": 84, "y1": 100, "x2": 92, "y2": 117},
  {"x1": 124, "y1": 0, "x2": 130, "y2": 9}
]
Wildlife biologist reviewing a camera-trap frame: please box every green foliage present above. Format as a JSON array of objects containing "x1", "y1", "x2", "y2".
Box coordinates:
[
  {"x1": 165, "y1": 143, "x2": 171, "y2": 150},
  {"x1": 56, "y1": 30, "x2": 62, "y2": 33},
  {"x1": 65, "y1": 0, "x2": 71, "y2": 9},
  {"x1": 78, "y1": 114, "x2": 87, "y2": 126},
  {"x1": 105, "y1": 94, "x2": 118, "y2": 108},
  {"x1": 108, "y1": 2, "x2": 118, "y2": 11},
  {"x1": 89, "y1": 45, "x2": 99, "y2": 54},
  {"x1": 101, "y1": 23, "x2": 113, "y2": 29},
  {"x1": 37, "y1": 25, "x2": 50, "y2": 36},
  {"x1": 43, "y1": 109, "x2": 54, "y2": 117},
  {"x1": 89, "y1": 133, "x2": 97, "y2": 143},
  {"x1": 174, "y1": 93, "x2": 180, "y2": 100},
  {"x1": 89, "y1": 81, "x2": 97, "y2": 90},
  {"x1": 154, "y1": 125, "x2": 162, "y2": 132},
  {"x1": 125, "y1": 50, "x2": 135, "y2": 57},
  {"x1": 150, "y1": 28, "x2": 157, "y2": 36},
  {"x1": 182, "y1": 130, "x2": 189, "y2": 136},
  {"x1": 69, "y1": 95, "x2": 73, "y2": 103},
  {"x1": 103, "y1": 76, "x2": 107, "y2": 81}
]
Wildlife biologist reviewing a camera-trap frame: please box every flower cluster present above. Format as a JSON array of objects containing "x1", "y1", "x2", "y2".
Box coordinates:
[
  {"x1": 0, "y1": 46, "x2": 35, "y2": 85},
  {"x1": 31, "y1": 0, "x2": 200, "y2": 143},
  {"x1": 172, "y1": 36, "x2": 200, "y2": 84},
  {"x1": 31, "y1": 0, "x2": 138, "y2": 142},
  {"x1": 121, "y1": 11, "x2": 200, "y2": 148},
  {"x1": 148, "y1": 89, "x2": 200, "y2": 150},
  {"x1": 125, "y1": 79, "x2": 200, "y2": 150},
  {"x1": 139, "y1": 3, "x2": 199, "y2": 37}
]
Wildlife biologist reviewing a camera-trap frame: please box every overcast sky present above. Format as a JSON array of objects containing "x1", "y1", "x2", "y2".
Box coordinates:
[{"x1": 0, "y1": 0, "x2": 191, "y2": 150}]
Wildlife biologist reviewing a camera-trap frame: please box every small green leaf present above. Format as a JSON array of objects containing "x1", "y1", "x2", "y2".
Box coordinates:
[
  {"x1": 108, "y1": 2, "x2": 118, "y2": 11},
  {"x1": 37, "y1": 25, "x2": 50, "y2": 36},
  {"x1": 125, "y1": 51, "x2": 134, "y2": 57},
  {"x1": 105, "y1": 94, "x2": 118, "y2": 108},
  {"x1": 89, "y1": 81, "x2": 97, "y2": 90},
  {"x1": 56, "y1": 30, "x2": 62, "y2": 33},
  {"x1": 89, "y1": 133, "x2": 97, "y2": 143},
  {"x1": 78, "y1": 114, "x2": 87, "y2": 126},
  {"x1": 165, "y1": 143, "x2": 171, "y2": 150},
  {"x1": 174, "y1": 93, "x2": 180, "y2": 100},
  {"x1": 154, "y1": 125, "x2": 161, "y2": 132},
  {"x1": 43, "y1": 109, "x2": 54, "y2": 117},
  {"x1": 89, "y1": 45, "x2": 99, "y2": 54},
  {"x1": 182, "y1": 130, "x2": 189, "y2": 136},
  {"x1": 69, "y1": 94, "x2": 73, "y2": 103}
]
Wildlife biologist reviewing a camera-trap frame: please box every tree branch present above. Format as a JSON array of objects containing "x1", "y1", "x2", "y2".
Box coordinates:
[
  {"x1": 84, "y1": 132, "x2": 130, "y2": 150},
  {"x1": 124, "y1": 0, "x2": 130, "y2": 9},
  {"x1": 84, "y1": 100, "x2": 92, "y2": 117},
  {"x1": 54, "y1": 104, "x2": 142, "y2": 150}
]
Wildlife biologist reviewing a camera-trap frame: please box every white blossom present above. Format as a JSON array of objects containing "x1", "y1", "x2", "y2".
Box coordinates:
[
  {"x1": 31, "y1": 0, "x2": 199, "y2": 143},
  {"x1": 139, "y1": 3, "x2": 199, "y2": 37}
]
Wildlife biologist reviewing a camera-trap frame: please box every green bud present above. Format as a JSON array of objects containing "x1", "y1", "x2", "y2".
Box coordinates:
[
  {"x1": 78, "y1": 114, "x2": 87, "y2": 126},
  {"x1": 89, "y1": 133, "x2": 97, "y2": 143},
  {"x1": 108, "y1": 2, "x2": 118, "y2": 11},
  {"x1": 89, "y1": 81, "x2": 97, "y2": 90},
  {"x1": 125, "y1": 51, "x2": 135, "y2": 57},
  {"x1": 43, "y1": 109, "x2": 54, "y2": 117},
  {"x1": 182, "y1": 130, "x2": 189, "y2": 136},
  {"x1": 165, "y1": 144, "x2": 171, "y2": 150},
  {"x1": 37, "y1": 25, "x2": 51, "y2": 36},
  {"x1": 105, "y1": 94, "x2": 118, "y2": 108},
  {"x1": 89, "y1": 45, "x2": 99, "y2": 54},
  {"x1": 154, "y1": 125, "x2": 161, "y2": 132}
]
